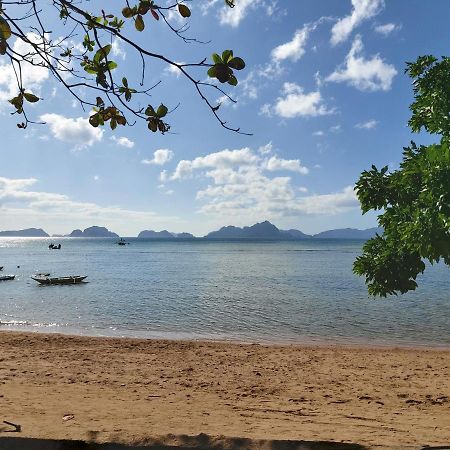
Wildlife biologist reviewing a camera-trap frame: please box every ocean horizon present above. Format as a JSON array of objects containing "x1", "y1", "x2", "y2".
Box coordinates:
[{"x1": 1, "y1": 237, "x2": 449, "y2": 347}]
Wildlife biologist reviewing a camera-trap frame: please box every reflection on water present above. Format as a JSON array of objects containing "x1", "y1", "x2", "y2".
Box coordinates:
[{"x1": 0, "y1": 237, "x2": 449, "y2": 346}]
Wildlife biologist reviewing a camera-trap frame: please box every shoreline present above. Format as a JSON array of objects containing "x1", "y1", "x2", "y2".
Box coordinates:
[
  {"x1": 2, "y1": 326, "x2": 450, "y2": 351},
  {"x1": 1, "y1": 330, "x2": 450, "y2": 448}
]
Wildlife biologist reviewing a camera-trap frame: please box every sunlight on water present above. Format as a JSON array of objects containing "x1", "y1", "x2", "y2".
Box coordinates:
[{"x1": 0, "y1": 237, "x2": 449, "y2": 346}]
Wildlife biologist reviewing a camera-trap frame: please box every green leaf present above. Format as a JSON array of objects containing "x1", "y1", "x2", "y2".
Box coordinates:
[
  {"x1": 94, "y1": 44, "x2": 112, "y2": 63},
  {"x1": 228, "y1": 74, "x2": 238, "y2": 86},
  {"x1": 228, "y1": 57, "x2": 245, "y2": 70},
  {"x1": 212, "y1": 53, "x2": 222, "y2": 64},
  {"x1": 122, "y1": 7, "x2": 133, "y2": 18},
  {"x1": 207, "y1": 66, "x2": 217, "y2": 78},
  {"x1": 89, "y1": 114, "x2": 100, "y2": 127},
  {"x1": 147, "y1": 118, "x2": 158, "y2": 132},
  {"x1": 0, "y1": 39, "x2": 7, "y2": 55},
  {"x1": 156, "y1": 104, "x2": 168, "y2": 118},
  {"x1": 122, "y1": 77, "x2": 128, "y2": 87},
  {"x1": 107, "y1": 61, "x2": 118, "y2": 70},
  {"x1": 135, "y1": 14, "x2": 145, "y2": 31},
  {"x1": 178, "y1": 4, "x2": 191, "y2": 18},
  {"x1": 145, "y1": 105, "x2": 156, "y2": 116},
  {"x1": 23, "y1": 92, "x2": 39, "y2": 103},
  {"x1": 0, "y1": 16, "x2": 11, "y2": 40},
  {"x1": 221, "y1": 50, "x2": 233, "y2": 63}
]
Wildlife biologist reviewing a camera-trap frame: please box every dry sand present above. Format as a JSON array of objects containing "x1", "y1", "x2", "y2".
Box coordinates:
[{"x1": 0, "y1": 331, "x2": 449, "y2": 449}]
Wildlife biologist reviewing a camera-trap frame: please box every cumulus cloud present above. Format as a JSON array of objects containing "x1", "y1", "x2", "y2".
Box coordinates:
[
  {"x1": 355, "y1": 119, "x2": 378, "y2": 129},
  {"x1": 111, "y1": 136, "x2": 135, "y2": 148},
  {"x1": 39, "y1": 113, "x2": 103, "y2": 149},
  {"x1": 111, "y1": 38, "x2": 126, "y2": 60},
  {"x1": 171, "y1": 148, "x2": 259, "y2": 180},
  {"x1": 331, "y1": 0, "x2": 384, "y2": 46},
  {"x1": 218, "y1": 0, "x2": 260, "y2": 27},
  {"x1": 374, "y1": 23, "x2": 401, "y2": 36},
  {"x1": 271, "y1": 25, "x2": 311, "y2": 62},
  {"x1": 142, "y1": 149, "x2": 174, "y2": 166},
  {"x1": 264, "y1": 156, "x2": 309, "y2": 174},
  {"x1": 161, "y1": 146, "x2": 358, "y2": 221},
  {"x1": 272, "y1": 82, "x2": 335, "y2": 118},
  {"x1": 326, "y1": 36, "x2": 397, "y2": 91}
]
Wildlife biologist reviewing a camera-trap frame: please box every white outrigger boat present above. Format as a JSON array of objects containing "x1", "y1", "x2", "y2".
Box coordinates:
[
  {"x1": 31, "y1": 275, "x2": 87, "y2": 285},
  {"x1": 0, "y1": 274, "x2": 15, "y2": 281}
]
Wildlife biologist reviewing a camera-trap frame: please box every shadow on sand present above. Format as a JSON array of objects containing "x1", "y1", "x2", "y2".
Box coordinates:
[{"x1": 0, "y1": 433, "x2": 367, "y2": 450}]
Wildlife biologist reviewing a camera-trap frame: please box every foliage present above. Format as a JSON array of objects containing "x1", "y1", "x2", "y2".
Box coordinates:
[
  {"x1": 354, "y1": 56, "x2": 450, "y2": 296},
  {"x1": 0, "y1": 0, "x2": 248, "y2": 134}
]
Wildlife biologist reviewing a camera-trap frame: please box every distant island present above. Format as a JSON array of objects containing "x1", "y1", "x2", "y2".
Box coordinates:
[
  {"x1": 67, "y1": 226, "x2": 119, "y2": 238},
  {"x1": 0, "y1": 221, "x2": 383, "y2": 240},
  {"x1": 0, "y1": 228, "x2": 49, "y2": 237},
  {"x1": 205, "y1": 221, "x2": 381, "y2": 240},
  {"x1": 137, "y1": 230, "x2": 195, "y2": 239}
]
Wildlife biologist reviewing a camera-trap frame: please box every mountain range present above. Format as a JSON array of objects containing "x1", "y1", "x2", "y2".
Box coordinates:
[{"x1": 0, "y1": 221, "x2": 383, "y2": 240}]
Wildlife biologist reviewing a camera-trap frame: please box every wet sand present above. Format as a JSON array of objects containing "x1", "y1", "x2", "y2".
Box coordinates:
[{"x1": 0, "y1": 331, "x2": 449, "y2": 449}]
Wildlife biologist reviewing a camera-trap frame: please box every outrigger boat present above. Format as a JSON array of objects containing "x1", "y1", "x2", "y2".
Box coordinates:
[
  {"x1": 0, "y1": 275, "x2": 15, "y2": 281},
  {"x1": 31, "y1": 275, "x2": 87, "y2": 285}
]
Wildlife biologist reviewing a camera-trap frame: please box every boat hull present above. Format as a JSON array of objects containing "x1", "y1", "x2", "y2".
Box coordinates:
[
  {"x1": 0, "y1": 275, "x2": 15, "y2": 281},
  {"x1": 31, "y1": 276, "x2": 87, "y2": 285}
]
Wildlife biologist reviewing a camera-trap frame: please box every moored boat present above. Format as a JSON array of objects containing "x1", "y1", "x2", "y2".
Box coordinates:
[
  {"x1": 0, "y1": 275, "x2": 15, "y2": 281},
  {"x1": 31, "y1": 275, "x2": 87, "y2": 285}
]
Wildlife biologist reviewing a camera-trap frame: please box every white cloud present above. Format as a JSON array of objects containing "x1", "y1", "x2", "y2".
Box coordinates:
[
  {"x1": 39, "y1": 113, "x2": 103, "y2": 149},
  {"x1": 326, "y1": 35, "x2": 397, "y2": 91},
  {"x1": 111, "y1": 136, "x2": 135, "y2": 148},
  {"x1": 0, "y1": 33, "x2": 49, "y2": 102},
  {"x1": 374, "y1": 23, "x2": 401, "y2": 36},
  {"x1": 219, "y1": 0, "x2": 258, "y2": 27},
  {"x1": 142, "y1": 149, "x2": 174, "y2": 166},
  {"x1": 264, "y1": 156, "x2": 309, "y2": 175},
  {"x1": 313, "y1": 131, "x2": 325, "y2": 137},
  {"x1": 331, "y1": 0, "x2": 384, "y2": 46},
  {"x1": 258, "y1": 142, "x2": 273, "y2": 155},
  {"x1": 271, "y1": 25, "x2": 311, "y2": 62},
  {"x1": 355, "y1": 119, "x2": 378, "y2": 129},
  {"x1": 329, "y1": 125, "x2": 342, "y2": 133},
  {"x1": 171, "y1": 148, "x2": 258, "y2": 180},
  {"x1": 111, "y1": 38, "x2": 126, "y2": 60},
  {"x1": 273, "y1": 82, "x2": 335, "y2": 118},
  {"x1": 165, "y1": 62, "x2": 184, "y2": 78},
  {"x1": 0, "y1": 176, "x2": 179, "y2": 235}
]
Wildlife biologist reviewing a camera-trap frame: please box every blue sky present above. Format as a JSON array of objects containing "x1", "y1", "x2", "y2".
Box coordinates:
[{"x1": 0, "y1": 0, "x2": 446, "y2": 236}]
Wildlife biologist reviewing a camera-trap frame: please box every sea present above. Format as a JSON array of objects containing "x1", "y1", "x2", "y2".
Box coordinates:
[{"x1": 0, "y1": 237, "x2": 449, "y2": 347}]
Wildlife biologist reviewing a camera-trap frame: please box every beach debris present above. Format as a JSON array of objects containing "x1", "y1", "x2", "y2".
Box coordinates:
[
  {"x1": 62, "y1": 414, "x2": 75, "y2": 422},
  {"x1": 3, "y1": 420, "x2": 21, "y2": 432}
]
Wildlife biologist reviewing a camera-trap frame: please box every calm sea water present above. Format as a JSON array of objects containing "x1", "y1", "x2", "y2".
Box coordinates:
[{"x1": 0, "y1": 237, "x2": 449, "y2": 346}]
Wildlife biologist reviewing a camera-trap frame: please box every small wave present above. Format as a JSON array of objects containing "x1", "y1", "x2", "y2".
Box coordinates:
[{"x1": 0, "y1": 320, "x2": 30, "y2": 326}]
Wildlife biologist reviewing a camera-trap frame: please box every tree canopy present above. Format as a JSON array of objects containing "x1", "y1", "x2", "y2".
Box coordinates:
[
  {"x1": 354, "y1": 56, "x2": 450, "y2": 297},
  {"x1": 0, "y1": 0, "x2": 247, "y2": 133}
]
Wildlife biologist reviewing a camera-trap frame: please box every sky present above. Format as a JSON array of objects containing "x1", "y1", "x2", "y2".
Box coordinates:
[{"x1": 0, "y1": 0, "x2": 447, "y2": 237}]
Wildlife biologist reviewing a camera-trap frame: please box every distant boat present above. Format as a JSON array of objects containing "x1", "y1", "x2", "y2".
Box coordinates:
[
  {"x1": 49, "y1": 243, "x2": 61, "y2": 250},
  {"x1": 117, "y1": 238, "x2": 129, "y2": 246},
  {"x1": 0, "y1": 275, "x2": 15, "y2": 281},
  {"x1": 31, "y1": 275, "x2": 87, "y2": 285}
]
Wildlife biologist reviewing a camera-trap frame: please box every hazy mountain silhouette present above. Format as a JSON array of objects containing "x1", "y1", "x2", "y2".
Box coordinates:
[
  {"x1": 206, "y1": 220, "x2": 311, "y2": 239},
  {"x1": 67, "y1": 226, "x2": 119, "y2": 238},
  {"x1": 0, "y1": 228, "x2": 49, "y2": 237}
]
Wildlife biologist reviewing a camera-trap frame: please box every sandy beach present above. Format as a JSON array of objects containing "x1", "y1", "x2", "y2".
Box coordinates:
[{"x1": 0, "y1": 331, "x2": 449, "y2": 449}]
